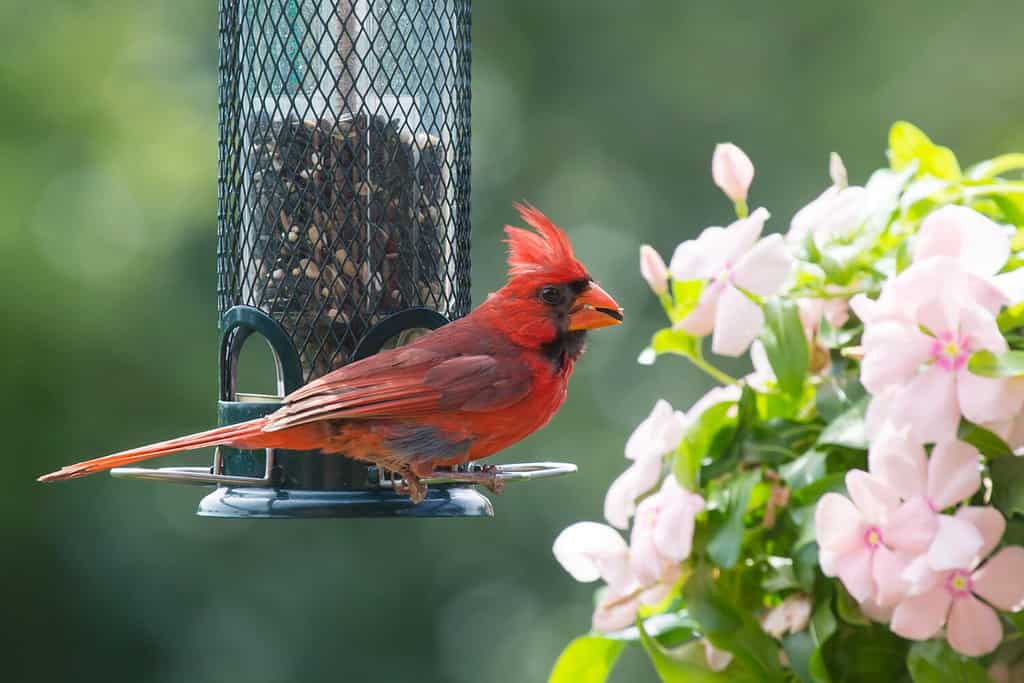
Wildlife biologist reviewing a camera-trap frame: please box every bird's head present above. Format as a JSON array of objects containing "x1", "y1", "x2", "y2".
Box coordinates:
[{"x1": 485, "y1": 204, "x2": 623, "y2": 361}]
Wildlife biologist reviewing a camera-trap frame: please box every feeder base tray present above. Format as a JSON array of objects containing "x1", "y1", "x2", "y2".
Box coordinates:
[{"x1": 197, "y1": 485, "x2": 493, "y2": 519}]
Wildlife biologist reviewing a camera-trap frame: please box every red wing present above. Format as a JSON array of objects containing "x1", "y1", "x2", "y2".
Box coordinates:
[{"x1": 262, "y1": 341, "x2": 534, "y2": 432}]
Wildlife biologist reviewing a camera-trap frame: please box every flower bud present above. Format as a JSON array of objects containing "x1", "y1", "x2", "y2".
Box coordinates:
[
  {"x1": 639, "y1": 244, "x2": 668, "y2": 295},
  {"x1": 830, "y1": 152, "x2": 848, "y2": 189},
  {"x1": 712, "y1": 143, "x2": 754, "y2": 202}
]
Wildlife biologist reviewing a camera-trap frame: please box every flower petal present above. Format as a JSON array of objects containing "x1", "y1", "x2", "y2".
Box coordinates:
[
  {"x1": 995, "y1": 267, "x2": 1024, "y2": 305},
  {"x1": 859, "y1": 322, "x2": 934, "y2": 395},
  {"x1": 712, "y1": 143, "x2": 755, "y2": 203},
  {"x1": 679, "y1": 285, "x2": 721, "y2": 337},
  {"x1": 956, "y1": 506, "x2": 1007, "y2": 566},
  {"x1": 653, "y1": 477, "x2": 704, "y2": 562},
  {"x1": 884, "y1": 498, "x2": 938, "y2": 554},
  {"x1": 721, "y1": 208, "x2": 770, "y2": 265},
  {"x1": 592, "y1": 583, "x2": 641, "y2": 632},
  {"x1": 890, "y1": 586, "x2": 951, "y2": 640},
  {"x1": 815, "y1": 493, "x2": 864, "y2": 560},
  {"x1": 973, "y1": 546, "x2": 1024, "y2": 612},
  {"x1": 669, "y1": 230, "x2": 726, "y2": 281},
  {"x1": 553, "y1": 522, "x2": 629, "y2": 583},
  {"x1": 703, "y1": 640, "x2": 734, "y2": 672},
  {"x1": 711, "y1": 285, "x2": 764, "y2": 357},
  {"x1": 874, "y1": 546, "x2": 914, "y2": 607},
  {"x1": 926, "y1": 440, "x2": 981, "y2": 511},
  {"x1": 958, "y1": 371, "x2": 1024, "y2": 426},
  {"x1": 846, "y1": 470, "x2": 900, "y2": 526},
  {"x1": 928, "y1": 515, "x2": 984, "y2": 572},
  {"x1": 859, "y1": 597, "x2": 895, "y2": 624},
  {"x1": 947, "y1": 594, "x2": 1003, "y2": 657},
  {"x1": 604, "y1": 458, "x2": 662, "y2": 529},
  {"x1": 625, "y1": 400, "x2": 686, "y2": 461},
  {"x1": 915, "y1": 205, "x2": 1009, "y2": 277},
  {"x1": 890, "y1": 366, "x2": 961, "y2": 444},
  {"x1": 838, "y1": 545, "x2": 876, "y2": 603},
  {"x1": 867, "y1": 422, "x2": 927, "y2": 500},
  {"x1": 732, "y1": 234, "x2": 794, "y2": 296},
  {"x1": 640, "y1": 245, "x2": 669, "y2": 295}
]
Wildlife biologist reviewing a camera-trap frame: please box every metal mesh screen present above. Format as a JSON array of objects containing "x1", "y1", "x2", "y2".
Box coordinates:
[{"x1": 217, "y1": 0, "x2": 472, "y2": 381}]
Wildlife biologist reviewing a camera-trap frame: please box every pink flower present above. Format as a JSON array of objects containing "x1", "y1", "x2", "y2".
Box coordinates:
[
  {"x1": 829, "y1": 152, "x2": 848, "y2": 189},
  {"x1": 711, "y1": 143, "x2": 754, "y2": 203},
  {"x1": 852, "y1": 257, "x2": 1024, "y2": 443},
  {"x1": 798, "y1": 297, "x2": 850, "y2": 338},
  {"x1": 552, "y1": 521, "x2": 659, "y2": 632},
  {"x1": 890, "y1": 507, "x2": 1024, "y2": 657},
  {"x1": 815, "y1": 470, "x2": 903, "y2": 603},
  {"x1": 702, "y1": 640, "x2": 733, "y2": 672},
  {"x1": 640, "y1": 244, "x2": 669, "y2": 296},
  {"x1": 867, "y1": 425, "x2": 984, "y2": 586},
  {"x1": 669, "y1": 208, "x2": 794, "y2": 356},
  {"x1": 760, "y1": 593, "x2": 813, "y2": 639},
  {"x1": 604, "y1": 400, "x2": 687, "y2": 529},
  {"x1": 629, "y1": 476, "x2": 705, "y2": 584},
  {"x1": 913, "y1": 205, "x2": 1016, "y2": 310}
]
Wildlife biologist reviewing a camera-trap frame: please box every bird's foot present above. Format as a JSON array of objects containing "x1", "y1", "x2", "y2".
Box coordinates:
[
  {"x1": 394, "y1": 469, "x2": 428, "y2": 504},
  {"x1": 431, "y1": 465, "x2": 504, "y2": 496}
]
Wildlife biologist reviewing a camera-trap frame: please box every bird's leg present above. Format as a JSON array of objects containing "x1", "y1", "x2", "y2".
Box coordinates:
[{"x1": 394, "y1": 466, "x2": 428, "y2": 504}]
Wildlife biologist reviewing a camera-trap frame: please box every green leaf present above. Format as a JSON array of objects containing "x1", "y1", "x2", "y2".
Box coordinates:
[
  {"x1": 707, "y1": 470, "x2": 760, "y2": 568},
  {"x1": 702, "y1": 387, "x2": 757, "y2": 480},
  {"x1": 675, "y1": 401, "x2": 735, "y2": 489},
  {"x1": 958, "y1": 419, "x2": 1013, "y2": 459},
  {"x1": 906, "y1": 639, "x2": 992, "y2": 682},
  {"x1": 888, "y1": 121, "x2": 961, "y2": 180},
  {"x1": 760, "y1": 298, "x2": 810, "y2": 398},
  {"x1": 999, "y1": 302, "x2": 1024, "y2": 333},
  {"x1": 816, "y1": 397, "x2": 868, "y2": 450},
  {"x1": 968, "y1": 349, "x2": 1024, "y2": 378},
  {"x1": 992, "y1": 194, "x2": 1024, "y2": 227},
  {"x1": 602, "y1": 612, "x2": 698, "y2": 644},
  {"x1": 968, "y1": 153, "x2": 1024, "y2": 180},
  {"x1": 548, "y1": 636, "x2": 625, "y2": 683},
  {"x1": 637, "y1": 621, "x2": 735, "y2": 683},
  {"x1": 671, "y1": 279, "x2": 704, "y2": 322},
  {"x1": 650, "y1": 327, "x2": 700, "y2": 359},
  {"x1": 991, "y1": 456, "x2": 1024, "y2": 517},
  {"x1": 834, "y1": 585, "x2": 869, "y2": 627},
  {"x1": 780, "y1": 449, "x2": 829, "y2": 490},
  {"x1": 783, "y1": 632, "x2": 818, "y2": 683},
  {"x1": 683, "y1": 569, "x2": 787, "y2": 682}
]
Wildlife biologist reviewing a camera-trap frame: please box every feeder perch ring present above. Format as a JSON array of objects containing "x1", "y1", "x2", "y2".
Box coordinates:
[{"x1": 110, "y1": 450, "x2": 577, "y2": 490}]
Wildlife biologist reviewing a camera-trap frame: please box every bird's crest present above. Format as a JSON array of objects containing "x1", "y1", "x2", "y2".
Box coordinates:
[{"x1": 504, "y1": 204, "x2": 588, "y2": 281}]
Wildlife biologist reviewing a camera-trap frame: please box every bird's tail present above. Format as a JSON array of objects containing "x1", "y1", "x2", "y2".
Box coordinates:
[{"x1": 37, "y1": 418, "x2": 269, "y2": 483}]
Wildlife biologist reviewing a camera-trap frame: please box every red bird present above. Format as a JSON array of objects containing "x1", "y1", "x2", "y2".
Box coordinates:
[{"x1": 38, "y1": 205, "x2": 623, "y2": 502}]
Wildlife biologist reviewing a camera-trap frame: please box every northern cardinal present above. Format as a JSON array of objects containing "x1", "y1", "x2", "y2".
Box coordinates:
[{"x1": 38, "y1": 205, "x2": 623, "y2": 502}]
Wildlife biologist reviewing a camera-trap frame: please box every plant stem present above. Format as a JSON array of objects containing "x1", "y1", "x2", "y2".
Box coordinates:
[
  {"x1": 688, "y1": 352, "x2": 739, "y2": 386},
  {"x1": 734, "y1": 199, "x2": 749, "y2": 219}
]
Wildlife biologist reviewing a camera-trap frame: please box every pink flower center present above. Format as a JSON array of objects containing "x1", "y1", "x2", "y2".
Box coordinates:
[
  {"x1": 863, "y1": 526, "x2": 884, "y2": 550},
  {"x1": 930, "y1": 330, "x2": 971, "y2": 372},
  {"x1": 712, "y1": 262, "x2": 735, "y2": 291},
  {"x1": 945, "y1": 569, "x2": 974, "y2": 599}
]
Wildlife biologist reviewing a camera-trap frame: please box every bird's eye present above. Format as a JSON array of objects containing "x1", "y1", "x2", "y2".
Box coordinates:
[{"x1": 540, "y1": 286, "x2": 564, "y2": 305}]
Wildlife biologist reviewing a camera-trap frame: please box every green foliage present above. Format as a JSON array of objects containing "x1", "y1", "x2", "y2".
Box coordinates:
[
  {"x1": 906, "y1": 640, "x2": 993, "y2": 682},
  {"x1": 707, "y1": 471, "x2": 760, "y2": 568},
  {"x1": 637, "y1": 621, "x2": 738, "y2": 683},
  {"x1": 968, "y1": 350, "x2": 1024, "y2": 378},
  {"x1": 958, "y1": 419, "x2": 1014, "y2": 459},
  {"x1": 549, "y1": 636, "x2": 626, "y2": 683},
  {"x1": 888, "y1": 121, "x2": 961, "y2": 181},
  {"x1": 816, "y1": 397, "x2": 869, "y2": 450},
  {"x1": 682, "y1": 569, "x2": 788, "y2": 682},
  {"x1": 991, "y1": 456, "x2": 1024, "y2": 517},
  {"x1": 760, "y1": 298, "x2": 810, "y2": 398}
]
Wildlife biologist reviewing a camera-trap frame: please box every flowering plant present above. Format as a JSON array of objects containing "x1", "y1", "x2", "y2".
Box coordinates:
[{"x1": 550, "y1": 123, "x2": 1024, "y2": 683}]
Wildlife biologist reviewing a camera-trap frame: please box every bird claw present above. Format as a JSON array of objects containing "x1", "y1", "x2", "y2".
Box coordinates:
[{"x1": 394, "y1": 469, "x2": 428, "y2": 504}]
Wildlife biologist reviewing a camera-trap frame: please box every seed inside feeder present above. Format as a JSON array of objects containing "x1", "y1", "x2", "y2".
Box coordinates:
[{"x1": 247, "y1": 113, "x2": 451, "y2": 379}]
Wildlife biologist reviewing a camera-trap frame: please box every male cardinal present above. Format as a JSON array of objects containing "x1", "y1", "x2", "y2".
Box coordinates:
[{"x1": 38, "y1": 205, "x2": 623, "y2": 502}]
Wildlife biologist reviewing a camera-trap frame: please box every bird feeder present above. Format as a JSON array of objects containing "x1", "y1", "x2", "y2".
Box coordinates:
[{"x1": 111, "y1": 0, "x2": 575, "y2": 518}]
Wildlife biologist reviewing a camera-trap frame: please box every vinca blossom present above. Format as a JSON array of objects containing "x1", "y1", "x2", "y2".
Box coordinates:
[
  {"x1": 853, "y1": 257, "x2": 1024, "y2": 443},
  {"x1": 868, "y1": 424, "x2": 984, "y2": 573},
  {"x1": 890, "y1": 507, "x2": 1024, "y2": 656},
  {"x1": 604, "y1": 399, "x2": 687, "y2": 529},
  {"x1": 711, "y1": 143, "x2": 754, "y2": 203},
  {"x1": 639, "y1": 245, "x2": 669, "y2": 296},
  {"x1": 555, "y1": 476, "x2": 706, "y2": 632},
  {"x1": 815, "y1": 470, "x2": 903, "y2": 603},
  {"x1": 669, "y1": 208, "x2": 794, "y2": 356}
]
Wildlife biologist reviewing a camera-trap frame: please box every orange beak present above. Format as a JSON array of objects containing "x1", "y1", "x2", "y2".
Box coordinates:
[{"x1": 568, "y1": 282, "x2": 624, "y2": 331}]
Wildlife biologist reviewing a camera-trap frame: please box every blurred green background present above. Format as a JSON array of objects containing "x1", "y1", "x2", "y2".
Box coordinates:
[{"x1": 3, "y1": 1, "x2": 1024, "y2": 681}]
